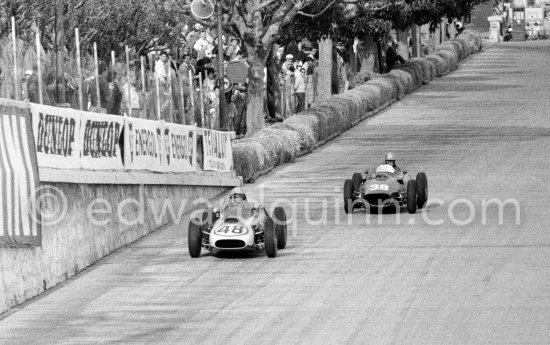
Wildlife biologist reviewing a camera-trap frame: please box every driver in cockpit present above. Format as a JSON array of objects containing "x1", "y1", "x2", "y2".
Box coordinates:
[
  {"x1": 220, "y1": 187, "x2": 261, "y2": 215},
  {"x1": 383, "y1": 152, "x2": 401, "y2": 173}
]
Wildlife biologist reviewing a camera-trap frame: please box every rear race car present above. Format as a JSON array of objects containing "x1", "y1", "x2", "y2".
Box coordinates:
[
  {"x1": 343, "y1": 167, "x2": 428, "y2": 214},
  {"x1": 188, "y1": 205, "x2": 287, "y2": 258}
]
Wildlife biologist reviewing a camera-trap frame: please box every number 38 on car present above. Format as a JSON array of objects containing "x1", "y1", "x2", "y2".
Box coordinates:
[{"x1": 343, "y1": 164, "x2": 428, "y2": 214}]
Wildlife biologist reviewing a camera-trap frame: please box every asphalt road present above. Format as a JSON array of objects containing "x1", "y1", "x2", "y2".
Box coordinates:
[{"x1": 1, "y1": 41, "x2": 550, "y2": 345}]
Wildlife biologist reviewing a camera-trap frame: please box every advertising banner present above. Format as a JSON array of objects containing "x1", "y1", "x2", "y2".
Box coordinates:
[
  {"x1": 79, "y1": 112, "x2": 124, "y2": 170},
  {"x1": 161, "y1": 123, "x2": 197, "y2": 173},
  {"x1": 30, "y1": 103, "x2": 80, "y2": 169},
  {"x1": 202, "y1": 129, "x2": 233, "y2": 173},
  {"x1": 124, "y1": 117, "x2": 164, "y2": 172},
  {"x1": 0, "y1": 99, "x2": 41, "y2": 247}
]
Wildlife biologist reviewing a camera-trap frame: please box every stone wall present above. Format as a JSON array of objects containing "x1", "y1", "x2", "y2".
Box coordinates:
[{"x1": 0, "y1": 177, "x2": 236, "y2": 314}]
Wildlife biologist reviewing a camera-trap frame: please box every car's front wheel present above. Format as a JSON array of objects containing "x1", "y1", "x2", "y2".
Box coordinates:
[
  {"x1": 188, "y1": 212, "x2": 203, "y2": 258},
  {"x1": 343, "y1": 179, "x2": 354, "y2": 214},
  {"x1": 352, "y1": 173, "x2": 363, "y2": 192},
  {"x1": 416, "y1": 172, "x2": 428, "y2": 208},
  {"x1": 264, "y1": 217, "x2": 277, "y2": 258},
  {"x1": 407, "y1": 180, "x2": 417, "y2": 214},
  {"x1": 274, "y1": 207, "x2": 287, "y2": 249}
]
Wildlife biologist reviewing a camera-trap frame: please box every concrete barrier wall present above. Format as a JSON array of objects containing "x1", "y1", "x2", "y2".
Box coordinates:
[{"x1": 0, "y1": 171, "x2": 240, "y2": 314}]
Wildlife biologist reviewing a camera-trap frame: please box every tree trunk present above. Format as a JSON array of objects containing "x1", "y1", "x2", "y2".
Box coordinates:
[
  {"x1": 358, "y1": 35, "x2": 379, "y2": 73},
  {"x1": 55, "y1": 0, "x2": 66, "y2": 104},
  {"x1": 396, "y1": 28, "x2": 409, "y2": 61},
  {"x1": 245, "y1": 48, "x2": 267, "y2": 136},
  {"x1": 316, "y1": 38, "x2": 332, "y2": 101},
  {"x1": 266, "y1": 46, "x2": 281, "y2": 119},
  {"x1": 411, "y1": 25, "x2": 421, "y2": 57},
  {"x1": 434, "y1": 24, "x2": 441, "y2": 49},
  {"x1": 441, "y1": 18, "x2": 447, "y2": 42},
  {"x1": 331, "y1": 44, "x2": 339, "y2": 95}
]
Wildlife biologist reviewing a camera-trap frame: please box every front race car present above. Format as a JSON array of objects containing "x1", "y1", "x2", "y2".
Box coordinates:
[{"x1": 187, "y1": 205, "x2": 287, "y2": 258}]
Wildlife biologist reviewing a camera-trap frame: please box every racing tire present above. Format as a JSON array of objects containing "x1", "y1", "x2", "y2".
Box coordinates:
[
  {"x1": 352, "y1": 173, "x2": 363, "y2": 192},
  {"x1": 264, "y1": 217, "x2": 277, "y2": 258},
  {"x1": 274, "y1": 207, "x2": 287, "y2": 249},
  {"x1": 188, "y1": 211, "x2": 204, "y2": 258},
  {"x1": 343, "y1": 179, "x2": 354, "y2": 214},
  {"x1": 415, "y1": 172, "x2": 428, "y2": 209},
  {"x1": 407, "y1": 179, "x2": 417, "y2": 214}
]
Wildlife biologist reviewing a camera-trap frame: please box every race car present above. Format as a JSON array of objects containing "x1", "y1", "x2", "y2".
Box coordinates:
[
  {"x1": 343, "y1": 164, "x2": 428, "y2": 214},
  {"x1": 188, "y1": 189, "x2": 287, "y2": 258}
]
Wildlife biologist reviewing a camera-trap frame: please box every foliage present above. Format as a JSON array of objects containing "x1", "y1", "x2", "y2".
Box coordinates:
[
  {"x1": 0, "y1": 0, "x2": 190, "y2": 59},
  {"x1": 281, "y1": 0, "x2": 490, "y2": 47}
]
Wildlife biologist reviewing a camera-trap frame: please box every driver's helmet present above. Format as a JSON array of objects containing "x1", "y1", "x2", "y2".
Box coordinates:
[
  {"x1": 229, "y1": 187, "x2": 247, "y2": 202},
  {"x1": 385, "y1": 152, "x2": 396, "y2": 166}
]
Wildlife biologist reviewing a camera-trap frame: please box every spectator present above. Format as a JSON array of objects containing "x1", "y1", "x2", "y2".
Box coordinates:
[
  {"x1": 308, "y1": 46, "x2": 319, "y2": 60},
  {"x1": 196, "y1": 57, "x2": 212, "y2": 82},
  {"x1": 226, "y1": 38, "x2": 241, "y2": 60},
  {"x1": 178, "y1": 53, "x2": 191, "y2": 78},
  {"x1": 186, "y1": 24, "x2": 202, "y2": 54},
  {"x1": 531, "y1": 22, "x2": 541, "y2": 40},
  {"x1": 385, "y1": 41, "x2": 406, "y2": 73},
  {"x1": 336, "y1": 42, "x2": 348, "y2": 93},
  {"x1": 194, "y1": 31, "x2": 211, "y2": 60},
  {"x1": 23, "y1": 69, "x2": 39, "y2": 103},
  {"x1": 275, "y1": 46, "x2": 285, "y2": 64},
  {"x1": 121, "y1": 72, "x2": 142, "y2": 117},
  {"x1": 447, "y1": 19, "x2": 458, "y2": 39},
  {"x1": 155, "y1": 51, "x2": 169, "y2": 83},
  {"x1": 456, "y1": 21, "x2": 465, "y2": 35},
  {"x1": 189, "y1": 56, "x2": 197, "y2": 75},
  {"x1": 295, "y1": 43, "x2": 308, "y2": 64},
  {"x1": 204, "y1": 68, "x2": 217, "y2": 93},
  {"x1": 282, "y1": 54, "x2": 295, "y2": 76},
  {"x1": 294, "y1": 67, "x2": 306, "y2": 113}
]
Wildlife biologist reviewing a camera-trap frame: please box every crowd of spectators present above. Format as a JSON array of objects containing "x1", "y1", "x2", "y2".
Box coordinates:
[{"x1": 2, "y1": 26, "x2": 326, "y2": 136}]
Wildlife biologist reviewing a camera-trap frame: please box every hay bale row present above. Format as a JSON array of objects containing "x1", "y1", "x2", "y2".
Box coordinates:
[{"x1": 234, "y1": 37, "x2": 477, "y2": 182}]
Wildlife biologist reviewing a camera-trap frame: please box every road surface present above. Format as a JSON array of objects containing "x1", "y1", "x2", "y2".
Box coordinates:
[{"x1": 1, "y1": 41, "x2": 549, "y2": 345}]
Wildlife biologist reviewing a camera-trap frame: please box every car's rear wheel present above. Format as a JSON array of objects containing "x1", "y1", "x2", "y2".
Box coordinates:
[
  {"x1": 274, "y1": 207, "x2": 287, "y2": 249},
  {"x1": 343, "y1": 179, "x2": 354, "y2": 214},
  {"x1": 264, "y1": 217, "x2": 277, "y2": 258},
  {"x1": 352, "y1": 173, "x2": 363, "y2": 192},
  {"x1": 416, "y1": 172, "x2": 428, "y2": 208},
  {"x1": 407, "y1": 180, "x2": 417, "y2": 214}
]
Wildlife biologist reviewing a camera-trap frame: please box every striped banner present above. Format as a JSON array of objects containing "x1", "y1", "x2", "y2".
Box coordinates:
[{"x1": 0, "y1": 99, "x2": 41, "y2": 247}]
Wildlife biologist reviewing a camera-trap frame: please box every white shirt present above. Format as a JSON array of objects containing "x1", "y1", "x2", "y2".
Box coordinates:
[
  {"x1": 122, "y1": 83, "x2": 140, "y2": 109},
  {"x1": 194, "y1": 38, "x2": 211, "y2": 52},
  {"x1": 294, "y1": 74, "x2": 305, "y2": 93},
  {"x1": 155, "y1": 60, "x2": 166, "y2": 80}
]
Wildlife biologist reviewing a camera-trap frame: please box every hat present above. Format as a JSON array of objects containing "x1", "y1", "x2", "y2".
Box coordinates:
[
  {"x1": 24, "y1": 70, "x2": 33, "y2": 75},
  {"x1": 286, "y1": 54, "x2": 294, "y2": 59}
]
